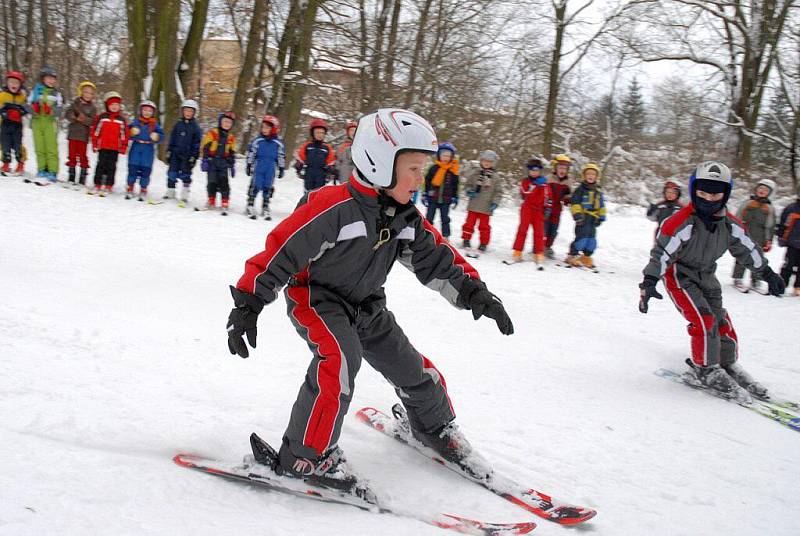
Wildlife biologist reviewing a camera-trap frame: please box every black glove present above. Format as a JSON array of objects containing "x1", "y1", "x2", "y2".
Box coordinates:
[
  {"x1": 761, "y1": 266, "x2": 786, "y2": 297},
  {"x1": 293, "y1": 160, "x2": 304, "y2": 173},
  {"x1": 638, "y1": 276, "x2": 663, "y2": 314},
  {"x1": 246, "y1": 163, "x2": 252, "y2": 176},
  {"x1": 464, "y1": 283, "x2": 514, "y2": 335},
  {"x1": 278, "y1": 168, "x2": 285, "y2": 179},
  {"x1": 226, "y1": 286, "x2": 265, "y2": 358}
]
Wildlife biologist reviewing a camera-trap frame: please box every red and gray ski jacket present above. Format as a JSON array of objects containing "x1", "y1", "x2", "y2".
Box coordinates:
[
  {"x1": 236, "y1": 178, "x2": 481, "y2": 308},
  {"x1": 643, "y1": 204, "x2": 767, "y2": 289}
]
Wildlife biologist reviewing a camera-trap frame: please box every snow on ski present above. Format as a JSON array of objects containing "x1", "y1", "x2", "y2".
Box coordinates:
[
  {"x1": 356, "y1": 406, "x2": 597, "y2": 525},
  {"x1": 173, "y1": 453, "x2": 536, "y2": 536},
  {"x1": 654, "y1": 369, "x2": 800, "y2": 432}
]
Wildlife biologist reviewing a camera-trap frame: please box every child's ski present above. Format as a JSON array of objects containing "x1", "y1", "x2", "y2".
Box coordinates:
[
  {"x1": 173, "y1": 453, "x2": 535, "y2": 536},
  {"x1": 356, "y1": 406, "x2": 597, "y2": 525},
  {"x1": 654, "y1": 368, "x2": 800, "y2": 432}
]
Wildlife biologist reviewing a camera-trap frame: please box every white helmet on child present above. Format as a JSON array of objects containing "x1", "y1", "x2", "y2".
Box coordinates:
[
  {"x1": 756, "y1": 178, "x2": 776, "y2": 198},
  {"x1": 351, "y1": 108, "x2": 439, "y2": 188},
  {"x1": 139, "y1": 100, "x2": 157, "y2": 113},
  {"x1": 181, "y1": 99, "x2": 199, "y2": 112}
]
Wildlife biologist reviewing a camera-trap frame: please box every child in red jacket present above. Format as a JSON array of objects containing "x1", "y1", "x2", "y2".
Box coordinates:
[
  {"x1": 90, "y1": 91, "x2": 128, "y2": 195},
  {"x1": 509, "y1": 158, "x2": 551, "y2": 265}
]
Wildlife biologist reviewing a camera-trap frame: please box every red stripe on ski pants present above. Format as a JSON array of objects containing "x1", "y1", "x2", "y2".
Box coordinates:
[
  {"x1": 513, "y1": 207, "x2": 545, "y2": 253},
  {"x1": 461, "y1": 210, "x2": 491, "y2": 246},
  {"x1": 67, "y1": 139, "x2": 89, "y2": 168},
  {"x1": 287, "y1": 284, "x2": 344, "y2": 456},
  {"x1": 664, "y1": 265, "x2": 738, "y2": 366}
]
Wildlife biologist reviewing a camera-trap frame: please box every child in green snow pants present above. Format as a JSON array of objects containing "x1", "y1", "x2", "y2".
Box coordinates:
[{"x1": 31, "y1": 115, "x2": 59, "y2": 173}]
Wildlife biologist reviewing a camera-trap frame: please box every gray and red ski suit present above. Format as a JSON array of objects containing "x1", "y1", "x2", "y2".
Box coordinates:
[
  {"x1": 642, "y1": 204, "x2": 767, "y2": 367},
  {"x1": 235, "y1": 177, "x2": 482, "y2": 461}
]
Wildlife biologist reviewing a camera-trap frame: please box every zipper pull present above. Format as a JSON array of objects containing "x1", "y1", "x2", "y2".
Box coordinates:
[{"x1": 373, "y1": 228, "x2": 391, "y2": 250}]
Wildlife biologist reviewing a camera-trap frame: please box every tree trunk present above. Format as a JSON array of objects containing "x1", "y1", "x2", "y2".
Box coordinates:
[
  {"x1": 231, "y1": 0, "x2": 268, "y2": 136},
  {"x1": 267, "y1": 0, "x2": 301, "y2": 114},
  {"x1": 358, "y1": 0, "x2": 369, "y2": 109},
  {"x1": 279, "y1": 0, "x2": 321, "y2": 159},
  {"x1": 542, "y1": 1, "x2": 567, "y2": 158},
  {"x1": 404, "y1": 0, "x2": 434, "y2": 108},
  {"x1": 242, "y1": 14, "x2": 272, "y2": 150},
  {"x1": 149, "y1": 0, "x2": 180, "y2": 159},
  {"x1": 39, "y1": 0, "x2": 49, "y2": 66},
  {"x1": 383, "y1": 0, "x2": 403, "y2": 101},
  {"x1": 125, "y1": 0, "x2": 149, "y2": 103},
  {"x1": 24, "y1": 0, "x2": 35, "y2": 72},
  {"x1": 177, "y1": 0, "x2": 210, "y2": 96},
  {"x1": 368, "y1": 0, "x2": 392, "y2": 108}
]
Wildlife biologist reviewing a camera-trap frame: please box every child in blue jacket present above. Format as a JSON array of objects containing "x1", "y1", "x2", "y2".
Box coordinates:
[
  {"x1": 165, "y1": 99, "x2": 203, "y2": 206},
  {"x1": 245, "y1": 115, "x2": 285, "y2": 220},
  {"x1": 126, "y1": 100, "x2": 164, "y2": 201},
  {"x1": 566, "y1": 163, "x2": 606, "y2": 268}
]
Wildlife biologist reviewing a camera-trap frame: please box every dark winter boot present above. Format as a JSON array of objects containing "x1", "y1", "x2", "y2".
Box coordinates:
[
  {"x1": 408, "y1": 415, "x2": 492, "y2": 480},
  {"x1": 271, "y1": 437, "x2": 376, "y2": 502},
  {"x1": 78, "y1": 168, "x2": 88, "y2": 187},
  {"x1": 246, "y1": 200, "x2": 256, "y2": 219},
  {"x1": 462, "y1": 239, "x2": 471, "y2": 249},
  {"x1": 545, "y1": 247, "x2": 555, "y2": 260},
  {"x1": 724, "y1": 362, "x2": 768, "y2": 398},
  {"x1": 478, "y1": 244, "x2": 487, "y2": 252},
  {"x1": 67, "y1": 166, "x2": 76, "y2": 184},
  {"x1": 689, "y1": 360, "x2": 751, "y2": 403}
]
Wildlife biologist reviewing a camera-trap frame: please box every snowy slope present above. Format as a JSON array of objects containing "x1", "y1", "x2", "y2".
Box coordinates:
[{"x1": 1, "y1": 142, "x2": 798, "y2": 536}]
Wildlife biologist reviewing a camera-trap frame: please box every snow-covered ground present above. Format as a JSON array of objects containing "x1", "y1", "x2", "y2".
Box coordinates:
[{"x1": 1, "y1": 138, "x2": 798, "y2": 536}]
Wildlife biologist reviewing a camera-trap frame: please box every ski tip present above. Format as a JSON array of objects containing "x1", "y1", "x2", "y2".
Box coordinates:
[
  {"x1": 355, "y1": 407, "x2": 380, "y2": 423},
  {"x1": 173, "y1": 452, "x2": 215, "y2": 467},
  {"x1": 440, "y1": 513, "x2": 537, "y2": 535}
]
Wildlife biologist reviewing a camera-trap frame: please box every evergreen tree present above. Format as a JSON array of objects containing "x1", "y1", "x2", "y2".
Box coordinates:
[{"x1": 621, "y1": 78, "x2": 645, "y2": 142}]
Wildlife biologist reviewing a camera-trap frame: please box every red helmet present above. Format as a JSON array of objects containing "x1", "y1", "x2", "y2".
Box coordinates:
[
  {"x1": 663, "y1": 180, "x2": 682, "y2": 198},
  {"x1": 346, "y1": 121, "x2": 357, "y2": 130},
  {"x1": 309, "y1": 118, "x2": 329, "y2": 136},
  {"x1": 262, "y1": 115, "x2": 280, "y2": 136},
  {"x1": 5, "y1": 71, "x2": 25, "y2": 83}
]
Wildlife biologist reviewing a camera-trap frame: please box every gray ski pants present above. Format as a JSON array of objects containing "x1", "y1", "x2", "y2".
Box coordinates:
[{"x1": 282, "y1": 284, "x2": 455, "y2": 460}]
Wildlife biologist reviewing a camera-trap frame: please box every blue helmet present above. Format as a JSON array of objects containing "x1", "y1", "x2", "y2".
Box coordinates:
[{"x1": 437, "y1": 142, "x2": 456, "y2": 156}]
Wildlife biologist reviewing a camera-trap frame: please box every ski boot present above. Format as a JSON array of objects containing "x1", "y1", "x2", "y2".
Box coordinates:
[
  {"x1": 732, "y1": 278, "x2": 748, "y2": 292},
  {"x1": 462, "y1": 239, "x2": 471, "y2": 249},
  {"x1": 221, "y1": 198, "x2": 229, "y2": 216},
  {"x1": 178, "y1": 188, "x2": 190, "y2": 208},
  {"x1": 724, "y1": 362, "x2": 768, "y2": 398},
  {"x1": 1, "y1": 162, "x2": 10, "y2": 176},
  {"x1": 65, "y1": 166, "x2": 76, "y2": 188},
  {"x1": 163, "y1": 187, "x2": 176, "y2": 200},
  {"x1": 510, "y1": 250, "x2": 523, "y2": 263},
  {"x1": 565, "y1": 255, "x2": 582, "y2": 267},
  {"x1": 478, "y1": 244, "x2": 487, "y2": 252},
  {"x1": 687, "y1": 359, "x2": 751, "y2": 403},
  {"x1": 125, "y1": 185, "x2": 135, "y2": 200},
  {"x1": 580, "y1": 255, "x2": 595, "y2": 269},
  {"x1": 246, "y1": 204, "x2": 257, "y2": 220},
  {"x1": 262, "y1": 205, "x2": 272, "y2": 221},
  {"x1": 545, "y1": 247, "x2": 555, "y2": 260},
  {"x1": 138, "y1": 188, "x2": 148, "y2": 202},
  {"x1": 407, "y1": 413, "x2": 491, "y2": 481},
  {"x1": 15, "y1": 162, "x2": 24, "y2": 176},
  {"x1": 77, "y1": 168, "x2": 87, "y2": 190},
  {"x1": 254, "y1": 435, "x2": 376, "y2": 503}
]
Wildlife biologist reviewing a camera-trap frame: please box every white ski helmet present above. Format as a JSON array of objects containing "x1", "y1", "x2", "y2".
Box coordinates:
[
  {"x1": 479, "y1": 149, "x2": 498, "y2": 163},
  {"x1": 689, "y1": 161, "x2": 733, "y2": 205},
  {"x1": 756, "y1": 178, "x2": 776, "y2": 198},
  {"x1": 351, "y1": 108, "x2": 438, "y2": 188},
  {"x1": 139, "y1": 100, "x2": 157, "y2": 114},
  {"x1": 181, "y1": 99, "x2": 199, "y2": 112}
]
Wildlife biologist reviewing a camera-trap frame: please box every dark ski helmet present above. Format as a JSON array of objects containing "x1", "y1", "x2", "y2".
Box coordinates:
[
  {"x1": 39, "y1": 66, "x2": 58, "y2": 79},
  {"x1": 526, "y1": 158, "x2": 544, "y2": 170},
  {"x1": 437, "y1": 142, "x2": 456, "y2": 158},
  {"x1": 218, "y1": 111, "x2": 236, "y2": 128}
]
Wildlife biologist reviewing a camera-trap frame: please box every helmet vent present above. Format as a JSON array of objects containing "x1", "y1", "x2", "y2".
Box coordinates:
[
  {"x1": 401, "y1": 120, "x2": 412, "y2": 126},
  {"x1": 708, "y1": 165, "x2": 721, "y2": 174}
]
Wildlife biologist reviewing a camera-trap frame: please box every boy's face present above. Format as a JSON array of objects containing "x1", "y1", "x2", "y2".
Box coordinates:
[
  {"x1": 479, "y1": 159, "x2": 493, "y2": 169},
  {"x1": 347, "y1": 127, "x2": 356, "y2": 139},
  {"x1": 182, "y1": 107, "x2": 195, "y2": 120},
  {"x1": 312, "y1": 127, "x2": 326, "y2": 141},
  {"x1": 81, "y1": 87, "x2": 95, "y2": 101},
  {"x1": 220, "y1": 117, "x2": 234, "y2": 130},
  {"x1": 665, "y1": 188, "x2": 679, "y2": 201},
  {"x1": 556, "y1": 164, "x2": 568, "y2": 177},
  {"x1": 583, "y1": 170, "x2": 598, "y2": 183},
  {"x1": 261, "y1": 122, "x2": 273, "y2": 136},
  {"x1": 388, "y1": 151, "x2": 429, "y2": 204},
  {"x1": 141, "y1": 106, "x2": 154, "y2": 118},
  {"x1": 755, "y1": 185, "x2": 770, "y2": 198},
  {"x1": 438, "y1": 151, "x2": 452, "y2": 163},
  {"x1": 43, "y1": 75, "x2": 57, "y2": 87},
  {"x1": 7, "y1": 78, "x2": 21, "y2": 92},
  {"x1": 696, "y1": 190, "x2": 724, "y2": 202},
  {"x1": 528, "y1": 168, "x2": 540, "y2": 178},
  {"x1": 108, "y1": 101, "x2": 121, "y2": 113}
]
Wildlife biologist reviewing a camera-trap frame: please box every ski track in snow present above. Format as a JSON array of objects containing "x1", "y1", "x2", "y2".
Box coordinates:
[{"x1": 1, "y1": 133, "x2": 798, "y2": 535}]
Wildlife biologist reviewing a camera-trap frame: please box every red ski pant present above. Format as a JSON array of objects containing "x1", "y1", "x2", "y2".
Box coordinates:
[
  {"x1": 664, "y1": 265, "x2": 739, "y2": 367},
  {"x1": 283, "y1": 284, "x2": 454, "y2": 460},
  {"x1": 513, "y1": 207, "x2": 545, "y2": 253},
  {"x1": 461, "y1": 210, "x2": 491, "y2": 245},
  {"x1": 67, "y1": 139, "x2": 89, "y2": 168}
]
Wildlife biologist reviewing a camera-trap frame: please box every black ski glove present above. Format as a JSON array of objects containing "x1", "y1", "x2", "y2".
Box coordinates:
[
  {"x1": 638, "y1": 276, "x2": 663, "y2": 314},
  {"x1": 246, "y1": 163, "x2": 252, "y2": 176},
  {"x1": 761, "y1": 266, "x2": 786, "y2": 297},
  {"x1": 278, "y1": 168, "x2": 285, "y2": 179},
  {"x1": 463, "y1": 282, "x2": 514, "y2": 335},
  {"x1": 226, "y1": 286, "x2": 265, "y2": 358}
]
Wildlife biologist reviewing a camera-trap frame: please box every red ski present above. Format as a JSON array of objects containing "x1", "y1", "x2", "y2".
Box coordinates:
[
  {"x1": 356, "y1": 406, "x2": 597, "y2": 525},
  {"x1": 174, "y1": 453, "x2": 535, "y2": 536}
]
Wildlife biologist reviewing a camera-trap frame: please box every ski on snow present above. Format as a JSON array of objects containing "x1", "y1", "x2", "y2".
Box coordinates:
[
  {"x1": 173, "y1": 452, "x2": 535, "y2": 535},
  {"x1": 356, "y1": 406, "x2": 597, "y2": 525},
  {"x1": 654, "y1": 368, "x2": 800, "y2": 432}
]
